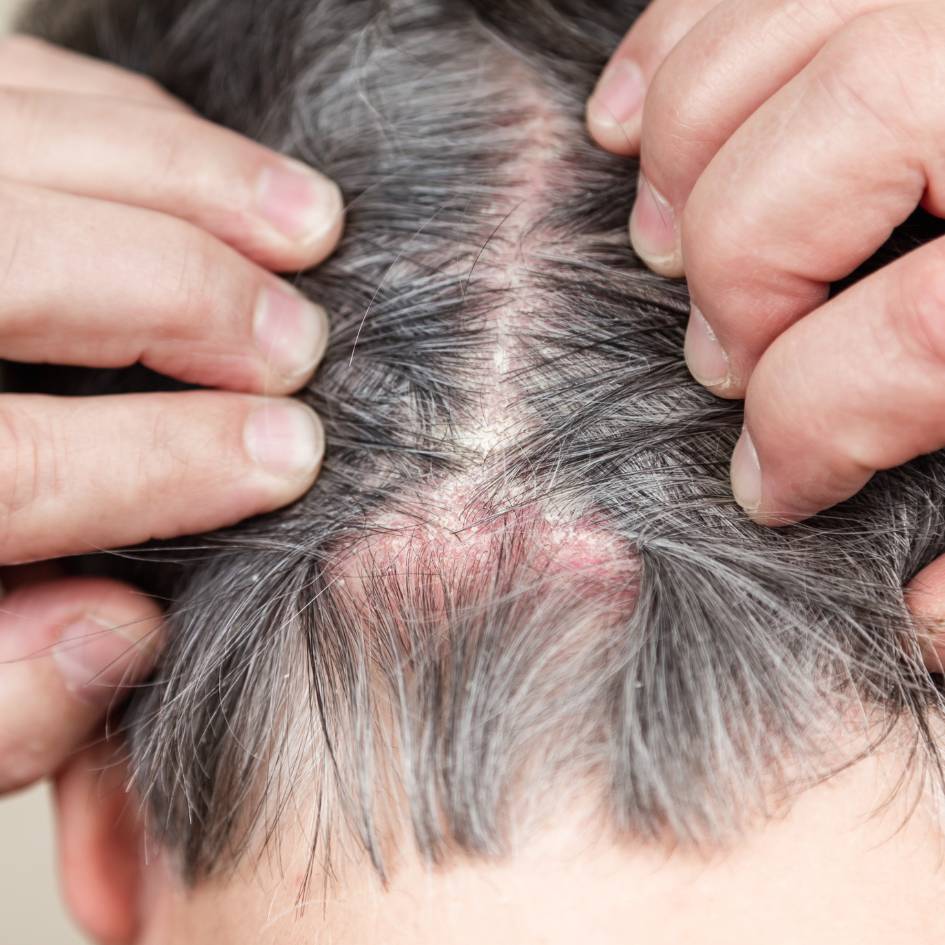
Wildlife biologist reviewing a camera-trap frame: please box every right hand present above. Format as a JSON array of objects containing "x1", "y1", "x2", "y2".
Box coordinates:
[
  {"x1": 585, "y1": 0, "x2": 945, "y2": 672},
  {"x1": 0, "y1": 36, "x2": 344, "y2": 794}
]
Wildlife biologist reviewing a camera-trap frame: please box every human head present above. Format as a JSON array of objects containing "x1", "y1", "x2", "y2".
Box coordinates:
[{"x1": 19, "y1": 0, "x2": 945, "y2": 941}]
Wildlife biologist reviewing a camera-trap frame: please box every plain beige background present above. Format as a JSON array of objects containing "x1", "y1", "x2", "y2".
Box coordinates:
[{"x1": 0, "y1": 1, "x2": 94, "y2": 942}]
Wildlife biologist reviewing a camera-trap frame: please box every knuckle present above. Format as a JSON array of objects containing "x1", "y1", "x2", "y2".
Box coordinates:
[
  {"x1": 815, "y1": 50, "x2": 887, "y2": 130},
  {"x1": 643, "y1": 68, "x2": 714, "y2": 186},
  {"x1": 0, "y1": 405, "x2": 59, "y2": 554},
  {"x1": 817, "y1": 10, "x2": 935, "y2": 135},
  {"x1": 644, "y1": 69, "x2": 698, "y2": 142},
  {"x1": 162, "y1": 226, "x2": 231, "y2": 335},
  {"x1": 149, "y1": 111, "x2": 252, "y2": 208},
  {"x1": 135, "y1": 397, "x2": 234, "y2": 517},
  {"x1": 107, "y1": 403, "x2": 182, "y2": 523},
  {"x1": 146, "y1": 402, "x2": 190, "y2": 470},
  {"x1": 149, "y1": 111, "x2": 202, "y2": 187}
]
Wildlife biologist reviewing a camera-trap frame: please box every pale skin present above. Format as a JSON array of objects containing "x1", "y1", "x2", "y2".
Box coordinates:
[
  {"x1": 0, "y1": 37, "x2": 343, "y2": 795},
  {"x1": 49, "y1": 721, "x2": 945, "y2": 944},
  {"x1": 586, "y1": 0, "x2": 945, "y2": 667}
]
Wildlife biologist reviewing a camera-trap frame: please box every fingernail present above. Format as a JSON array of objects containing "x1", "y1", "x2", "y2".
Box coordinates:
[
  {"x1": 588, "y1": 58, "x2": 646, "y2": 128},
  {"x1": 731, "y1": 427, "x2": 762, "y2": 514},
  {"x1": 255, "y1": 284, "x2": 329, "y2": 383},
  {"x1": 257, "y1": 158, "x2": 343, "y2": 245},
  {"x1": 53, "y1": 616, "x2": 158, "y2": 705},
  {"x1": 630, "y1": 173, "x2": 681, "y2": 275},
  {"x1": 685, "y1": 305, "x2": 730, "y2": 388},
  {"x1": 244, "y1": 401, "x2": 324, "y2": 479}
]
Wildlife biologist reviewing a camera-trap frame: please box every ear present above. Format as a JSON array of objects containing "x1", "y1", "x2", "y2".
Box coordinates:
[{"x1": 54, "y1": 739, "x2": 145, "y2": 945}]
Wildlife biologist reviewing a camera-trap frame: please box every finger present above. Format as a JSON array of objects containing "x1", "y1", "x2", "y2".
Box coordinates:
[
  {"x1": 0, "y1": 87, "x2": 343, "y2": 274},
  {"x1": 731, "y1": 235, "x2": 945, "y2": 525},
  {"x1": 586, "y1": 0, "x2": 721, "y2": 155},
  {"x1": 905, "y1": 556, "x2": 945, "y2": 673},
  {"x1": 0, "y1": 577, "x2": 163, "y2": 794},
  {"x1": 0, "y1": 36, "x2": 184, "y2": 108},
  {"x1": 682, "y1": 2, "x2": 945, "y2": 396},
  {"x1": 0, "y1": 41, "x2": 345, "y2": 273},
  {"x1": 0, "y1": 182, "x2": 328, "y2": 395},
  {"x1": 0, "y1": 392, "x2": 323, "y2": 563},
  {"x1": 630, "y1": 0, "x2": 910, "y2": 274}
]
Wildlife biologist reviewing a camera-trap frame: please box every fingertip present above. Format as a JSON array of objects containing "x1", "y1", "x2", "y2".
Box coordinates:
[
  {"x1": 253, "y1": 283, "x2": 330, "y2": 394},
  {"x1": 255, "y1": 158, "x2": 345, "y2": 271},
  {"x1": 730, "y1": 426, "x2": 760, "y2": 509},
  {"x1": 629, "y1": 173, "x2": 683, "y2": 276},
  {"x1": 741, "y1": 506, "x2": 806, "y2": 529},
  {"x1": 586, "y1": 112, "x2": 642, "y2": 156},
  {"x1": 685, "y1": 306, "x2": 731, "y2": 390},
  {"x1": 586, "y1": 58, "x2": 645, "y2": 155},
  {"x1": 243, "y1": 399, "x2": 325, "y2": 499},
  {"x1": 730, "y1": 428, "x2": 812, "y2": 527}
]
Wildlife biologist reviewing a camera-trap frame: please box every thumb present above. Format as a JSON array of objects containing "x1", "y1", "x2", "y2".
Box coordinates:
[
  {"x1": 586, "y1": 0, "x2": 720, "y2": 154},
  {"x1": 0, "y1": 577, "x2": 164, "y2": 794}
]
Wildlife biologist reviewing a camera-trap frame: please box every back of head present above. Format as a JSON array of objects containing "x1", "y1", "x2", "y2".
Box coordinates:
[{"x1": 21, "y1": 0, "x2": 945, "y2": 920}]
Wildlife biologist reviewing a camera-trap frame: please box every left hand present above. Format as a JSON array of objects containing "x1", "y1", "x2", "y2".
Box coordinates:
[{"x1": 0, "y1": 36, "x2": 344, "y2": 795}]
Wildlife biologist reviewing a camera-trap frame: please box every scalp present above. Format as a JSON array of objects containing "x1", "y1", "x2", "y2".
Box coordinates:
[{"x1": 20, "y1": 0, "x2": 945, "y2": 886}]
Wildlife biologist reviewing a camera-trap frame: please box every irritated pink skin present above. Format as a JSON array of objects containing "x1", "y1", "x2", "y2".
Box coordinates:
[{"x1": 329, "y1": 482, "x2": 640, "y2": 612}]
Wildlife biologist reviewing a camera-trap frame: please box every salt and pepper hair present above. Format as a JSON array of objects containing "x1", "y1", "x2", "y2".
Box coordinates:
[{"x1": 22, "y1": 0, "x2": 945, "y2": 884}]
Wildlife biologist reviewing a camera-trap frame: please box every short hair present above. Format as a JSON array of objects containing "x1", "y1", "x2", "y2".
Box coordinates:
[{"x1": 21, "y1": 0, "x2": 945, "y2": 884}]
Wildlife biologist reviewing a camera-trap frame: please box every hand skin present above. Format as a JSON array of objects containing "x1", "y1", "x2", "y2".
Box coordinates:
[
  {"x1": 0, "y1": 37, "x2": 344, "y2": 795},
  {"x1": 587, "y1": 1, "x2": 945, "y2": 666}
]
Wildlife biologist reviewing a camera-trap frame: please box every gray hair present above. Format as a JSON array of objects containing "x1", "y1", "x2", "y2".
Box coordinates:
[{"x1": 22, "y1": 0, "x2": 945, "y2": 886}]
